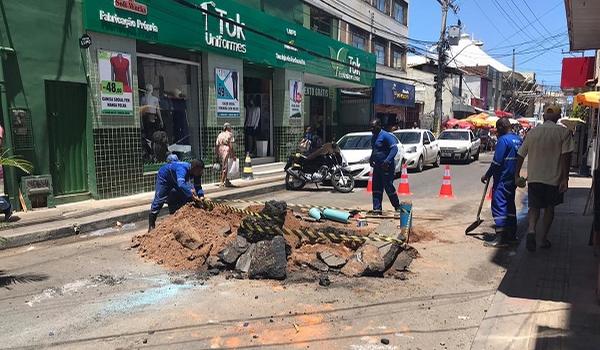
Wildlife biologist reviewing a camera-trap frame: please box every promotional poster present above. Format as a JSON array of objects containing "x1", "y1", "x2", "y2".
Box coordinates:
[
  {"x1": 215, "y1": 68, "x2": 240, "y2": 117},
  {"x1": 98, "y1": 50, "x2": 134, "y2": 116},
  {"x1": 289, "y1": 80, "x2": 303, "y2": 118}
]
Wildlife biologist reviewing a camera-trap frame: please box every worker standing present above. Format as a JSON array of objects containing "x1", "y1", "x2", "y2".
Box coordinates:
[
  {"x1": 369, "y1": 119, "x2": 401, "y2": 214},
  {"x1": 148, "y1": 159, "x2": 205, "y2": 232},
  {"x1": 481, "y1": 118, "x2": 523, "y2": 247}
]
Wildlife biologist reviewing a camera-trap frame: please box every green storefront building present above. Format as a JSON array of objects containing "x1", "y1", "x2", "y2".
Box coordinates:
[{"x1": 0, "y1": 0, "x2": 375, "y2": 208}]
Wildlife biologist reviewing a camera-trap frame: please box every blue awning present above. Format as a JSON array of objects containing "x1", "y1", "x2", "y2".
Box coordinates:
[{"x1": 373, "y1": 79, "x2": 415, "y2": 107}]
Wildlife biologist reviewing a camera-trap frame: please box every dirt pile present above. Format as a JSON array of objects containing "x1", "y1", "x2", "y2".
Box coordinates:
[{"x1": 133, "y1": 200, "x2": 421, "y2": 279}]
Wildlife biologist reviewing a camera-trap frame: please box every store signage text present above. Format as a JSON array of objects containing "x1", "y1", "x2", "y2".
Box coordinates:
[
  {"x1": 330, "y1": 47, "x2": 361, "y2": 82},
  {"x1": 114, "y1": 0, "x2": 147, "y2": 15},
  {"x1": 392, "y1": 84, "x2": 410, "y2": 100},
  {"x1": 201, "y1": 2, "x2": 247, "y2": 54},
  {"x1": 276, "y1": 53, "x2": 306, "y2": 65},
  {"x1": 99, "y1": 10, "x2": 159, "y2": 33},
  {"x1": 304, "y1": 85, "x2": 329, "y2": 98}
]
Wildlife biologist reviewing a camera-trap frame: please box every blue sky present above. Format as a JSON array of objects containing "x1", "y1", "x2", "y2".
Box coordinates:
[{"x1": 409, "y1": 0, "x2": 570, "y2": 90}]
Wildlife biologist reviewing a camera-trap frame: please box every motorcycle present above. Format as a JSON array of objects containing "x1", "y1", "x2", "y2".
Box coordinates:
[{"x1": 284, "y1": 142, "x2": 355, "y2": 193}]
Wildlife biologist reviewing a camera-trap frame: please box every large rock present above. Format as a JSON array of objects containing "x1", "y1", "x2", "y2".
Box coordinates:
[
  {"x1": 340, "y1": 256, "x2": 366, "y2": 277},
  {"x1": 237, "y1": 216, "x2": 281, "y2": 243},
  {"x1": 371, "y1": 219, "x2": 407, "y2": 270},
  {"x1": 317, "y1": 251, "x2": 347, "y2": 269},
  {"x1": 219, "y1": 236, "x2": 250, "y2": 265},
  {"x1": 261, "y1": 200, "x2": 287, "y2": 223},
  {"x1": 392, "y1": 246, "x2": 419, "y2": 271},
  {"x1": 247, "y1": 236, "x2": 287, "y2": 280},
  {"x1": 306, "y1": 258, "x2": 329, "y2": 272}
]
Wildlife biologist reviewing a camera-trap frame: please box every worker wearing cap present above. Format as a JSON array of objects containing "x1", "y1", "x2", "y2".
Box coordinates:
[
  {"x1": 515, "y1": 104, "x2": 574, "y2": 251},
  {"x1": 148, "y1": 159, "x2": 205, "y2": 232},
  {"x1": 481, "y1": 118, "x2": 523, "y2": 247},
  {"x1": 369, "y1": 119, "x2": 401, "y2": 214}
]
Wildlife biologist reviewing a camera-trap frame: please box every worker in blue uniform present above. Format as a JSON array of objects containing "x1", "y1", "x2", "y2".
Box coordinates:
[
  {"x1": 369, "y1": 119, "x2": 401, "y2": 214},
  {"x1": 148, "y1": 159, "x2": 205, "y2": 232},
  {"x1": 481, "y1": 118, "x2": 523, "y2": 247}
]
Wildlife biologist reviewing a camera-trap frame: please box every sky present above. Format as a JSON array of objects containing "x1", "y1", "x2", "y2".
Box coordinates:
[{"x1": 409, "y1": 0, "x2": 571, "y2": 91}]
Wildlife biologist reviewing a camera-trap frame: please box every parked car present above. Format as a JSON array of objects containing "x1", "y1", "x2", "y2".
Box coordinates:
[
  {"x1": 337, "y1": 131, "x2": 404, "y2": 181},
  {"x1": 393, "y1": 129, "x2": 440, "y2": 172},
  {"x1": 438, "y1": 129, "x2": 481, "y2": 163}
]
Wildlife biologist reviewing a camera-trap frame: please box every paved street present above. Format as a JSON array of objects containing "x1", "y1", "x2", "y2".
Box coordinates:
[{"x1": 0, "y1": 153, "x2": 527, "y2": 349}]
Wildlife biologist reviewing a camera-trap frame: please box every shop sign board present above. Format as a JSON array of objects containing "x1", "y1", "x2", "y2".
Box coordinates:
[
  {"x1": 373, "y1": 79, "x2": 415, "y2": 107},
  {"x1": 97, "y1": 50, "x2": 134, "y2": 115},
  {"x1": 215, "y1": 68, "x2": 240, "y2": 117},
  {"x1": 289, "y1": 80, "x2": 303, "y2": 118},
  {"x1": 84, "y1": 0, "x2": 376, "y2": 86}
]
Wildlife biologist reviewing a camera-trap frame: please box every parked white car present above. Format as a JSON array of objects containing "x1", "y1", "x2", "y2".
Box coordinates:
[
  {"x1": 438, "y1": 129, "x2": 481, "y2": 163},
  {"x1": 337, "y1": 131, "x2": 405, "y2": 181},
  {"x1": 393, "y1": 129, "x2": 440, "y2": 172}
]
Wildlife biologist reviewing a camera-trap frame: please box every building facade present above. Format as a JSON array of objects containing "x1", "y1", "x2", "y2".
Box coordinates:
[{"x1": 0, "y1": 0, "x2": 376, "y2": 208}]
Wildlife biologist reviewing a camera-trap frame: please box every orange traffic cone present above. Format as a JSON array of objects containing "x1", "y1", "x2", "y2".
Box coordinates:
[
  {"x1": 486, "y1": 185, "x2": 493, "y2": 201},
  {"x1": 439, "y1": 165, "x2": 454, "y2": 198},
  {"x1": 397, "y1": 163, "x2": 412, "y2": 195},
  {"x1": 367, "y1": 170, "x2": 373, "y2": 193}
]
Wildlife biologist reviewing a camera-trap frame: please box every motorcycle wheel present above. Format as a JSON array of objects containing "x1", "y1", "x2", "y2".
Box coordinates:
[
  {"x1": 332, "y1": 169, "x2": 355, "y2": 193},
  {"x1": 285, "y1": 173, "x2": 306, "y2": 190}
]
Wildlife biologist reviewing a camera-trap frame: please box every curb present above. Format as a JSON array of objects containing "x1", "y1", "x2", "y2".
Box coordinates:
[{"x1": 0, "y1": 181, "x2": 285, "y2": 250}]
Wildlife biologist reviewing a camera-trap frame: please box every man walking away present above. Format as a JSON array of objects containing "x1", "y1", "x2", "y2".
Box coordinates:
[
  {"x1": 481, "y1": 118, "x2": 523, "y2": 247},
  {"x1": 369, "y1": 119, "x2": 401, "y2": 214},
  {"x1": 515, "y1": 105, "x2": 574, "y2": 251},
  {"x1": 148, "y1": 159, "x2": 205, "y2": 232}
]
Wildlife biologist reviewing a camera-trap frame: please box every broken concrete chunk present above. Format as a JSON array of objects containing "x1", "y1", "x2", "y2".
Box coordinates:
[
  {"x1": 261, "y1": 200, "x2": 287, "y2": 222},
  {"x1": 360, "y1": 244, "x2": 386, "y2": 276},
  {"x1": 206, "y1": 256, "x2": 227, "y2": 270},
  {"x1": 238, "y1": 217, "x2": 281, "y2": 243},
  {"x1": 392, "y1": 247, "x2": 418, "y2": 271},
  {"x1": 218, "y1": 224, "x2": 232, "y2": 236},
  {"x1": 235, "y1": 244, "x2": 256, "y2": 273},
  {"x1": 174, "y1": 229, "x2": 202, "y2": 250},
  {"x1": 306, "y1": 259, "x2": 329, "y2": 272},
  {"x1": 219, "y1": 236, "x2": 250, "y2": 265},
  {"x1": 340, "y1": 256, "x2": 366, "y2": 277},
  {"x1": 317, "y1": 251, "x2": 347, "y2": 269},
  {"x1": 374, "y1": 219, "x2": 400, "y2": 237},
  {"x1": 247, "y1": 236, "x2": 287, "y2": 280}
]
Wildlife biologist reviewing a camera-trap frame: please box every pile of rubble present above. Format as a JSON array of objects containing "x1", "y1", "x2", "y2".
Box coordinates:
[{"x1": 132, "y1": 200, "x2": 420, "y2": 280}]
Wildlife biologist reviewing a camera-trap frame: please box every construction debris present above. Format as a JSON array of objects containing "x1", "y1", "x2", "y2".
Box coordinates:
[{"x1": 133, "y1": 199, "x2": 425, "y2": 280}]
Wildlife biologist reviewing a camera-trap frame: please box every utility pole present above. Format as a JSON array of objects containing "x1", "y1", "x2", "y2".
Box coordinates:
[
  {"x1": 511, "y1": 48, "x2": 516, "y2": 113},
  {"x1": 433, "y1": 0, "x2": 457, "y2": 134}
]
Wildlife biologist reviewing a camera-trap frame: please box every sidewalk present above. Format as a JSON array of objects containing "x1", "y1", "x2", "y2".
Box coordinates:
[
  {"x1": 471, "y1": 177, "x2": 600, "y2": 349},
  {"x1": 0, "y1": 174, "x2": 285, "y2": 250}
]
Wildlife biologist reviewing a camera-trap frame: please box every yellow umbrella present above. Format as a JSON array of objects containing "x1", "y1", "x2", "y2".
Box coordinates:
[
  {"x1": 466, "y1": 112, "x2": 489, "y2": 121},
  {"x1": 575, "y1": 91, "x2": 600, "y2": 108}
]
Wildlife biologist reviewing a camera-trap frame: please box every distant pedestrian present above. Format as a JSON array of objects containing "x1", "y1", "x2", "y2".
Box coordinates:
[
  {"x1": 369, "y1": 119, "x2": 401, "y2": 214},
  {"x1": 515, "y1": 105, "x2": 574, "y2": 251},
  {"x1": 481, "y1": 118, "x2": 522, "y2": 247},
  {"x1": 215, "y1": 123, "x2": 236, "y2": 187},
  {"x1": 298, "y1": 126, "x2": 322, "y2": 155},
  {"x1": 0, "y1": 195, "x2": 11, "y2": 222},
  {"x1": 148, "y1": 159, "x2": 204, "y2": 232}
]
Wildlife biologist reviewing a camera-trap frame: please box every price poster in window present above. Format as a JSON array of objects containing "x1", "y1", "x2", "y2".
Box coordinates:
[
  {"x1": 97, "y1": 50, "x2": 133, "y2": 116},
  {"x1": 215, "y1": 68, "x2": 240, "y2": 117}
]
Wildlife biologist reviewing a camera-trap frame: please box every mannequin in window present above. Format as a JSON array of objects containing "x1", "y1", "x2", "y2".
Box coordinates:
[
  {"x1": 141, "y1": 84, "x2": 165, "y2": 161},
  {"x1": 244, "y1": 96, "x2": 261, "y2": 156}
]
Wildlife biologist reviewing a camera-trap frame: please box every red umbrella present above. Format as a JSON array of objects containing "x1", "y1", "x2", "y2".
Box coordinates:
[
  {"x1": 457, "y1": 120, "x2": 475, "y2": 129},
  {"x1": 495, "y1": 110, "x2": 514, "y2": 118},
  {"x1": 445, "y1": 118, "x2": 460, "y2": 128},
  {"x1": 517, "y1": 118, "x2": 530, "y2": 128}
]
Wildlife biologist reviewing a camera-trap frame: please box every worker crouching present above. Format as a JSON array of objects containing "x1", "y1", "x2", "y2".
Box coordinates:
[{"x1": 148, "y1": 159, "x2": 205, "y2": 232}]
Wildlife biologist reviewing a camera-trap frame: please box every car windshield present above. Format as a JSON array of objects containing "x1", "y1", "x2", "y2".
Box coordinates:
[
  {"x1": 439, "y1": 131, "x2": 469, "y2": 141},
  {"x1": 395, "y1": 132, "x2": 421, "y2": 144},
  {"x1": 337, "y1": 135, "x2": 372, "y2": 150}
]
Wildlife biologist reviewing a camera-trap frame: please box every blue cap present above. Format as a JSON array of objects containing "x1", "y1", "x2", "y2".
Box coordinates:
[{"x1": 166, "y1": 154, "x2": 179, "y2": 163}]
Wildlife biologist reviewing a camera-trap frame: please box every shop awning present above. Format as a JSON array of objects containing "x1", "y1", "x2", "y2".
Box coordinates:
[
  {"x1": 495, "y1": 110, "x2": 514, "y2": 118},
  {"x1": 560, "y1": 57, "x2": 595, "y2": 91},
  {"x1": 575, "y1": 91, "x2": 600, "y2": 108},
  {"x1": 565, "y1": 0, "x2": 600, "y2": 50}
]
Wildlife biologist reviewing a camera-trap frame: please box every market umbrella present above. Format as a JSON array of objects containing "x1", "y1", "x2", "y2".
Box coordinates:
[
  {"x1": 575, "y1": 91, "x2": 600, "y2": 108},
  {"x1": 466, "y1": 112, "x2": 489, "y2": 121},
  {"x1": 470, "y1": 118, "x2": 490, "y2": 128},
  {"x1": 508, "y1": 118, "x2": 519, "y2": 125},
  {"x1": 483, "y1": 116, "x2": 499, "y2": 128},
  {"x1": 517, "y1": 118, "x2": 531, "y2": 128},
  {"x1": 445, "y1": 118, "x2": 461, "y2": 128},
  {"x1": 457, "y1": 120, "x2": 475, "y2": 129}
]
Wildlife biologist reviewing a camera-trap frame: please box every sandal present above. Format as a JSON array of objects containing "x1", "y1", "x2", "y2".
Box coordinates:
[
  {"x1": 526, "y1": 233, "x2": 536, "y2": 252},
  {"x1": 540, "y1": 239, "x2": 552, "y2": 249}
]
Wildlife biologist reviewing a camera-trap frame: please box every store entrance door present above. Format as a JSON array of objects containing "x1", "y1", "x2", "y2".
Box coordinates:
[
  {"x1": 45, "y1": 81, "x2": 88, "y2": 196},
  {"x1": 243, "y1": 75, "x2": 272, "y2": 160},
  {"x1": 309, "y1": 96, "x2": 327, "y2": 142}
]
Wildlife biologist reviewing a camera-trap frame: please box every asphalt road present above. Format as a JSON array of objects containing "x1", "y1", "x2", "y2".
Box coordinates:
[{"x1": 0, "y1": 152, "x2": 524, "y2": 350}]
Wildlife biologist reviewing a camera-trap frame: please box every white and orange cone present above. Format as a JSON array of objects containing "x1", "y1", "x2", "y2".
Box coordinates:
[
  {"x1": 397, "y1": 163, "x2": 412, "y2": 196},
  {"x1": 438, "y1": 165, "x2": 454, "y2": 198}
]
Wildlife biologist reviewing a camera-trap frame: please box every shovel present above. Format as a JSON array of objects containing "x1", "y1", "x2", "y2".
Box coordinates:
[{"x1": 465, "y1": 180, "x2": 490, "y2": 235}]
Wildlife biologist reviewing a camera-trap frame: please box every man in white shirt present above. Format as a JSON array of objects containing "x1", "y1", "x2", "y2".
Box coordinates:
[{"x1": 515, "y1": 105, "x2": 575, "y2": 252}]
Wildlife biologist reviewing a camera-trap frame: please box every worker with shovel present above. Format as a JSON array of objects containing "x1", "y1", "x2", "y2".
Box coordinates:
[
  {"x1": 480, "y1": 118, "x2": 522, "y2": 247},
  {"x1": 148, "y1": 159, "x2": 205, "y2": 232}
]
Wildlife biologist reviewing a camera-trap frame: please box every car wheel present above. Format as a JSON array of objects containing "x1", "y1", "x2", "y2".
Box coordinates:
[
  {"x1": 416, "y1": 156, "x2": 424, "y2": 172},
  {"x1": 433, "y1": 153, "x2": 440, "y2": 167}
]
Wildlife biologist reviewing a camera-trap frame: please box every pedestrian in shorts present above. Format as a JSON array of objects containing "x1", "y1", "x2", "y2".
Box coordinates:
[{"x1": 515, "y1": 105, "x2": 574, "y2": 251}]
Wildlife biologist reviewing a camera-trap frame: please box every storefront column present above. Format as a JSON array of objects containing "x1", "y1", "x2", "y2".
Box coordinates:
[{"x1": 273, "y1": 68, "x2": 304, "y2": 162}]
